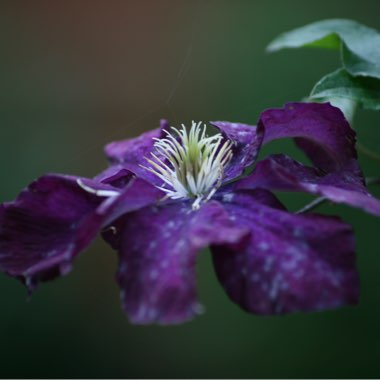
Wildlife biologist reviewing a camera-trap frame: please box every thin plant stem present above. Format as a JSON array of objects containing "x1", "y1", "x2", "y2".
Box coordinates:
[
  {"x1": 357, "y1": 142, "x2": 380, "y2": 163},
  {"x1": 366, "y1": 177, "x2": 380, "y2": 186},
  {"x1": 296, "y1": 197, "x2": 327, "y2": 214}
]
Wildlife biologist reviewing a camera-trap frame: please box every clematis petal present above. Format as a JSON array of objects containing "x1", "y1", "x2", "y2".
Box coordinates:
[
  {"x1": 0, "y1": 175, "x2": 163, "y2": 292},
  {"x1": 212, "y1": 189, "x2": 359, "y2": 315},
  {"x1": 210, "y1": 121, "x2": 264, "y2": 181},
  {"x1": 0, "y1": 175, "x2": 105, "y2": 291},
  {"x1": 237, "y1": 154, "x2": 380, "y2": 217},
  {"x1": 109, "y1": 200, "x2": 249, "y2": 325},
  {"x1": 94, "y1": 165, "x2": 134, "y2": 189},
  {"x1": 104, "y1": 120, "x2": 168, "y2": 184},
  {"x1": 99, "y1": 177, "x2": 165, "y2": 228},
  {"x1": 260, "y1": 102, "x2": 356, "y2": 171}
]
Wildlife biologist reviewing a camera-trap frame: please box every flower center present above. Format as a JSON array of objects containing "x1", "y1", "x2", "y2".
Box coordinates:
[{"x1": 142, "y1": 121, "x2": 233, "y2": 210}]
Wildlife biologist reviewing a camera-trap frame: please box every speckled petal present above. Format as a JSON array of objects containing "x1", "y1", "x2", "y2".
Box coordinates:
[
  {"x1": 210, "y1": 121, "x2": 264, "y2": 181},
  {"x1": 212, "y1": 189, "x2": 359, "y2": 315},
  {"x1": 237, "y1": 154, "x2": 380, "y2": 217},
  {"x1": 111, "y1": 200, "x2": 249, "y2": 325},
  {"x1": 0, "y1": 175, "x2": 105, "y2": 291},
  {"x1": 260, "y1": 102, "x2": 356, "y2": 171},
  {"x1": 104, "y1": 119, "x2": 168, "y2": 184},
  {"x1": 99, "y1": 177, "x2": 165, "y2": 227}
]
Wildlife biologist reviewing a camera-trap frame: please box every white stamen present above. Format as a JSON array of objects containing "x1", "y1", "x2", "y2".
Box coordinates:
[
  {"x1": 141, "y1": 121, "x2": 233, "y2": 210},
  {"x1": 77, "y1": 179, "x2": 120, "y2": 197}
]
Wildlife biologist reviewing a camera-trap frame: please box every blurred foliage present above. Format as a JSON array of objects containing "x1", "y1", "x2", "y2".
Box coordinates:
[
  {"x1": 267, "y1": 18, "x2": 380, "y2": 79},
  {"x1": 311, "y1": 69, "x2": 380, "y2": 111},
  {"x1": 267, "y1": 18, "x2": 380, "y2": 112}
]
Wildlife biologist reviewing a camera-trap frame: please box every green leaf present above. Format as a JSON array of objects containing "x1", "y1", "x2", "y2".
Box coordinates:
[
  {"x1": 342, "y1": 44, "x2": 380, "y2": 79},
  {"x1": 310, "y1": 68, "x2": 380, "y2": 110},
  {"x1": 267, "y1": 19, "x2": 380, "y2": 79}
]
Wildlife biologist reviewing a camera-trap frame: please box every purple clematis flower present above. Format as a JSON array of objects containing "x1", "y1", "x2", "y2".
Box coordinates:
[{"x1": 1, "y1": 102, "x2": 380, "y2": 325}]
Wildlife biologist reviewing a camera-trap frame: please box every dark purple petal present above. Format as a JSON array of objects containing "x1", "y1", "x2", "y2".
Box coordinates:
[
  {"x1": 212, "y1": 190, "x2": 359, "y2": 314},
  {"x1": 94, "y1": 165, "x2": 134, "y2": 189},
  {"x1": 211, "y1": 121, "x2": 264, "y2": 181},
  {"x1": 111, "y1": 200, "x2": 249, "y2": 325},
  {"x1": 99, "y1": 177, "x2": 165, "y2": 228},
  {"x1": 260, "y1": 102, "x2": 356, "y2": 171},
  {"x1": 104, "y1": 119, "x2": 168, "y2": 184},
  {"x1": 0, "y1": 175, "x2": 105, "y2": 291},
  {"x1": 213, "y1": 189, "x2": 359, "y2": 315},
  {"x1": 237, "y1": 154, "x2": 380, "y2": 217},
  {"x1": 0, "y1": 175, "x2": 163, "y2": 292}
]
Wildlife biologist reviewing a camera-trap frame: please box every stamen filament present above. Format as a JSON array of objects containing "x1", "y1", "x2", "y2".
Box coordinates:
[{"x1": 141, "y1": 121, "x2": 233, "y2": 210}]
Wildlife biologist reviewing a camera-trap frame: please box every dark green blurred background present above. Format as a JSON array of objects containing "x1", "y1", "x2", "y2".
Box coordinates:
[{"x1": 1, "y1": 1, "x2": 380, "y2": 378}]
